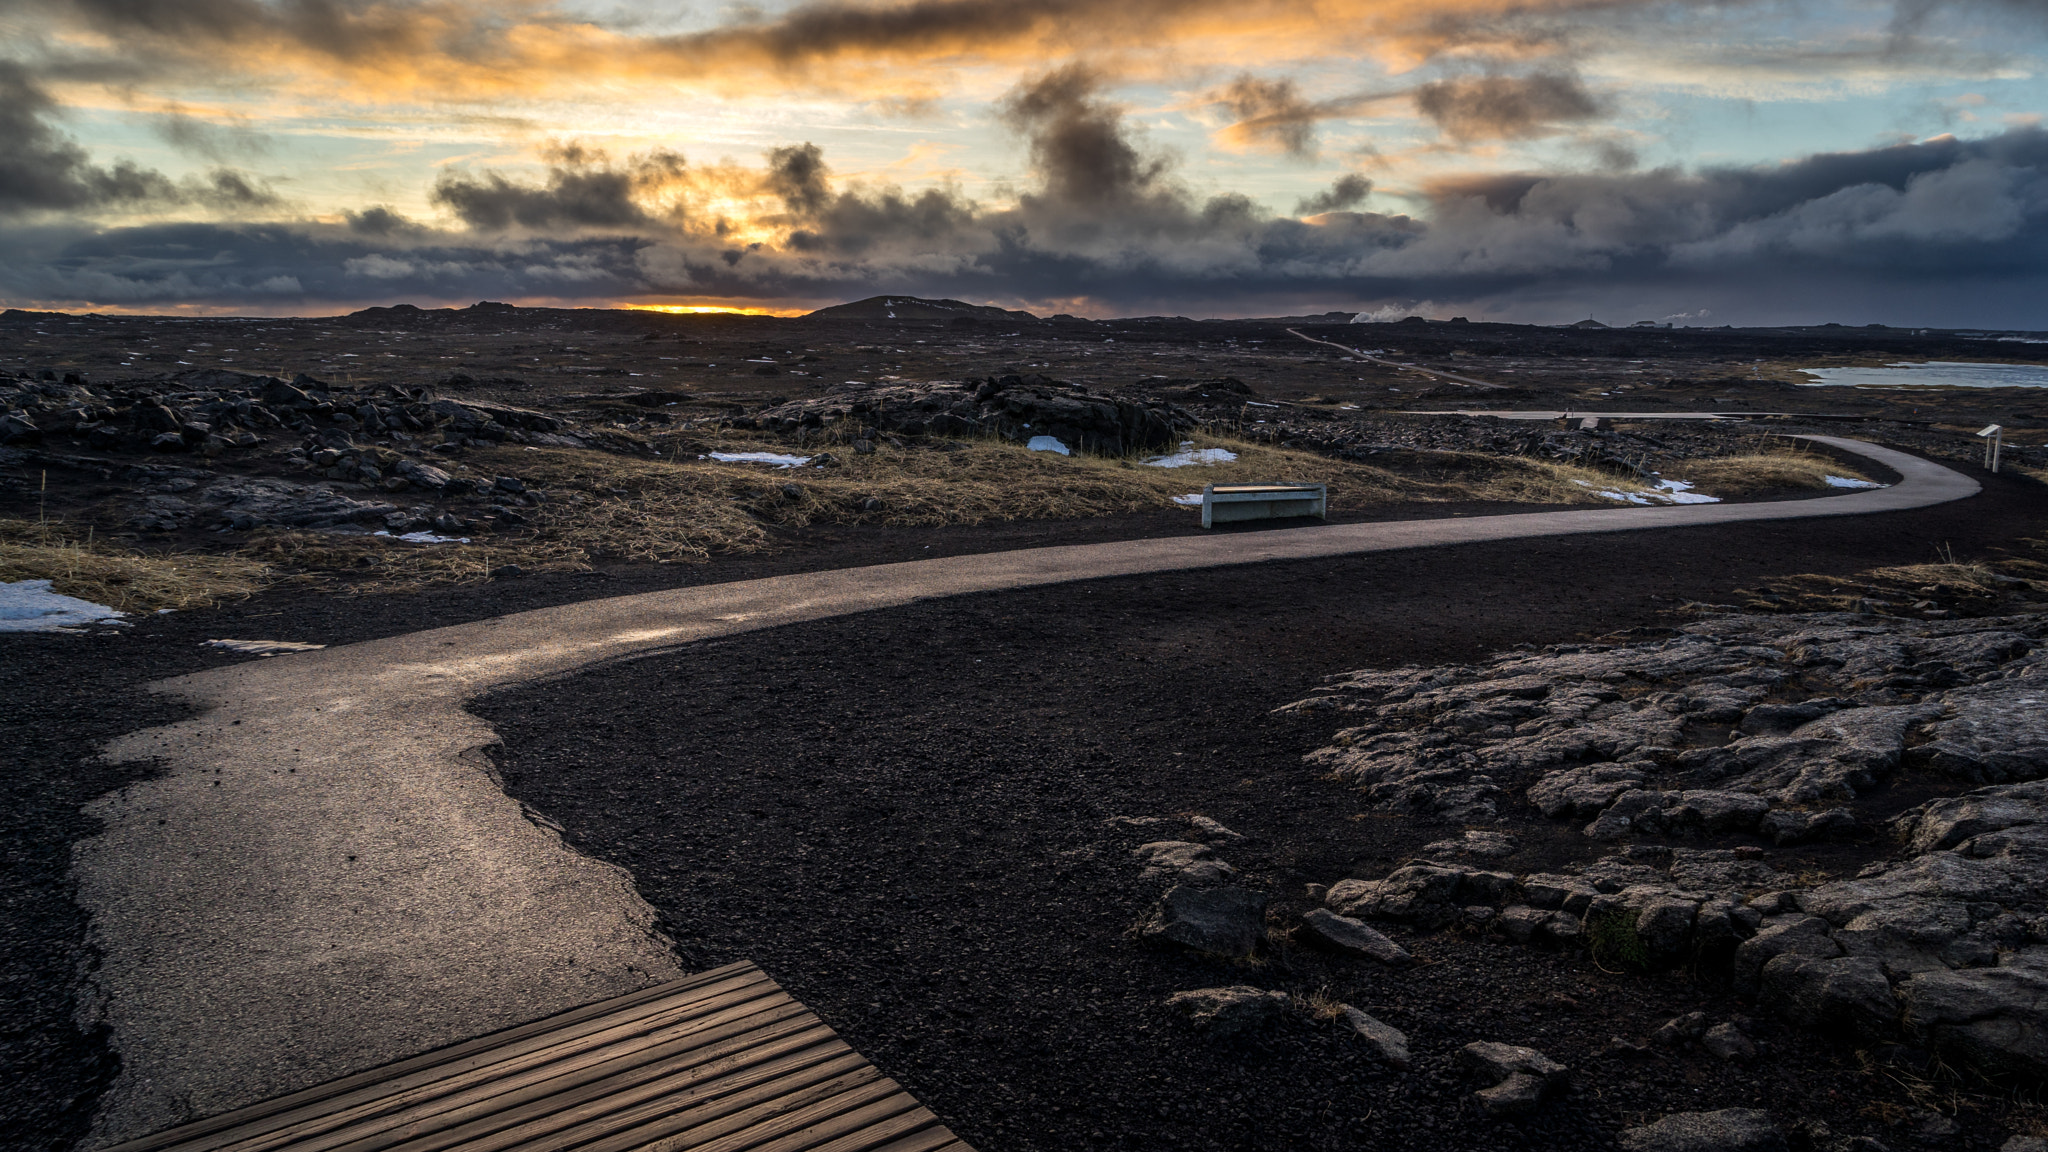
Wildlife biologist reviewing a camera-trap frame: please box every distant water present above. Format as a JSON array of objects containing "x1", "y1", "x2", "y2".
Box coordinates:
[{"x1": 1800, "y1": 361, "x2": 2048, "y2": 389}]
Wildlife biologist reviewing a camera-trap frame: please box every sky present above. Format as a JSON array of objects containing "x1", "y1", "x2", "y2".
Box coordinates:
[{"x1": 2, "y1": 0, "x2": 2047, "y2": 324}]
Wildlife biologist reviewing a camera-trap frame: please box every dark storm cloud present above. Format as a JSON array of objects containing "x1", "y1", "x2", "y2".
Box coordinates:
[
  {"x1": 0, "y1": 60, "x2": 282, "y2": 216},
  {"x1": 1296, "y1": 173, "x2": 1373, "y2": 214},
  {"x1": 765, "y1": 143, "x2": 833, "y2": 217},
  {"x1": 431, "y1": 145, "x2": 684, "y2": 231},
  {"x1": 1211, "y1": 75, "x2": 1395, "y2": 159},
  {"x1": 7, "y1": 112, "x2": 2048, "y2": 326},
  {"x1": 1000, "y1": 65, "x2": 1176, "y2": 212},
  {"x1": 1413, "y1": 73, "x2": 1603, "y2": 140}
]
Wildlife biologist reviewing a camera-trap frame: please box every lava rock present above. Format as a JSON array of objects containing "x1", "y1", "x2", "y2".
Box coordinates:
[
  {"x1": 1338, "y1": 1006, "x2": 1411, "y2": 1069},
  {"x1": 1163, "y1": 986, "x2": 1289, "y2": 1037},
  {"x1": 1297, "y1": 908, "x2": 1415, "y2": 966},
  {"x1": 1702, "y1": 1022, "x2": 1757, "y2": 1062},
  {"x1": 1617, "y1": 1108, "x2": 1788, "y2": 1152},
  {"x1": 1135, "y1": 885, "x2": 1268, "y2": 957},
  {"x1": 1459, "y1": 1041, "x2": 1568, "y2": 1116},
  {"x1": 1130, "y1": 841, "x2": 1237, "y2": 884}
]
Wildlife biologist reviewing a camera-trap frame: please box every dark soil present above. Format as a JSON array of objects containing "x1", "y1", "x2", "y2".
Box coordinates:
[
  {"x1": 470, "y1": 464, "x2": 2048, "y2": 1152},
  {"x1": 1, "y1": 453, "x2": 2036, "y2": 1152}
]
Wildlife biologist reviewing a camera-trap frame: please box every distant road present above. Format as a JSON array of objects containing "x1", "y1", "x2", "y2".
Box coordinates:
[
  {"x1": 1404, "y1": 409, "x2": 1784, "y2": 420},
  {"x1": 1287, "y1": 327, "x2": 1509, "y2": 390}
]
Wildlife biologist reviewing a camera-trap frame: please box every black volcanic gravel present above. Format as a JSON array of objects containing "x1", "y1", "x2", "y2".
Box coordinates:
[{"x1": 475, "y1": 465, "x2": 2048, "y2": 1152}]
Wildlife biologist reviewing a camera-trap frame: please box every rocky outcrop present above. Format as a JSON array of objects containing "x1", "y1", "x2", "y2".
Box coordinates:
[
  {"x1": 1283, "y1": 613, "x2": 2043, "y2": 837},
  {"x1": 741, "y1": 376, "x2": 1192, "y2": 454},
  {"x1": 1312, "y1": 777, "x2": 2048, "y2": 1082}
]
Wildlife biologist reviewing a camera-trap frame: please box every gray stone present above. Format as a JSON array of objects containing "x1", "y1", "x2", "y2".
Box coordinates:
[
  {"x1": 1900, "y1": 957, "x2": 2048, "y2": 1082},
  {"x1": 1702, "y1": 1022, "x2": 1757, "y2": 1062},
  {"x1": 1298, "y1": 908, "x2": 1415, "y2": 966},
  {"x1": 1759, "y1": 954, "x2": 1898, "y2": 1039},
  {"x1": 1421, "y1": 829, "x2": 1517, "y2": 858},
  {"x1": 1617, "y1": 1109, "x2": 1788, "y2": 1152},
  {"x1": 1185, "y1": 815, "x2": 1245, "y2": 842},
  {"x1": 1652, "y1": 1011, "x2": 1709, "y2": 1046},
  {"x1": 1586, "y1": 790, "x2": 1673, "y2": 840},
  {"x1": 2000, "y1": 1137, "x2": 2048, "y2": 1152},
  {"x1": 1338, "y1": 1006, "x2": 1411, "y2": 1069},
  {"x1": 1460, "y1": 1041, "x2": 1568, "y2": 1116},
  {"x1": 1163, "y1": 986, "x2": 1289, "y2": 1037},
  {"x1": 1734, "y1": 915, "x2": 1843, "y2": 995},
  {"x1": 1130, "y1": 841, "x2": 1237, "y2": 884},
  {"x1": 1670, "y1": 790, "x2": 1772, "y2": 833},
  {"x1": 1136, "y1": 886, "x2": 1268, "y2": 957},
  {"x1": 1529, "y1": 763, "x2": 1646, "y2": 818}
]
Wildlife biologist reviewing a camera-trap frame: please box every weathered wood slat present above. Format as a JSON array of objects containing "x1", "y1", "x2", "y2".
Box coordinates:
[{"x1": 100, "y1": 963, "x2": 970, "y2": 1152}]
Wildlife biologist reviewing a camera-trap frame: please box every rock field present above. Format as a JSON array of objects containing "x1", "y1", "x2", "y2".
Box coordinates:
[{"x1": 1265, "y1": 610, "x2": 2048, "y2": 1096}]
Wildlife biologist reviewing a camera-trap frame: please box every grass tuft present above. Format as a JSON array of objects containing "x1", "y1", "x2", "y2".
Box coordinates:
[{"x1": 0, "y1": 520, "x2": 275, "y2": 611}]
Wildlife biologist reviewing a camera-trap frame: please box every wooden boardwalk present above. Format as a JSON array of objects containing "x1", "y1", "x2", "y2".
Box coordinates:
[{"x1": 101, "y1": 962, "x2": 972, "y2": 1152}]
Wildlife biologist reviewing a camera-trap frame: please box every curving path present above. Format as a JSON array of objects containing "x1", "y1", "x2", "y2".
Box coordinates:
[{"x1": 73, "y1": 436, "x2": 1977, "y2": 1147}]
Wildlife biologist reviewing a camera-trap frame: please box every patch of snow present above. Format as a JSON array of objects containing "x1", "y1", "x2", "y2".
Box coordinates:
[
  {"x1": 1143, "y1": 447, "x2": 1238, "y2": 468},
  {"x1": 1825, "y1": 475, "x2": 1885, "y2": 489},
  {"x1": 1650, "y1": 479, "x2": 1722, "y2": 505},
  {"x1": 1245, "y1": 401, "x2": 1280, "y2": 408},
  {"x1": 1026, "y1": 435, "x2": 1072, "y2": 455},
  {"x1": 706, "y1": 451, "x2": 813, "y2": 467},
  {"x1": 0, "y1": 580, "x2": 125, "y2": 633},
  {"x1": 373, "y1": 530, "x2": 472, "y2": 543},
  {"x1": 205, "y1": 639, "x2": 327, "y2": 655},
  {"x1": 1170, "y1": 493, "x2": 1205, "y2": 507}
]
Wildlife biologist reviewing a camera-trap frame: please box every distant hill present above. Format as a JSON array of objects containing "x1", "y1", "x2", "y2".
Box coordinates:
[{"x1": 806, "y1": 296, "x2": 1039, "y2": 322}]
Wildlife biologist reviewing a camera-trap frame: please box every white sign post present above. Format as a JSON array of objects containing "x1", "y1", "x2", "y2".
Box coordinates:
[{"x1": 1977, "y1": 424, "x2": 2003, "y2": 473}]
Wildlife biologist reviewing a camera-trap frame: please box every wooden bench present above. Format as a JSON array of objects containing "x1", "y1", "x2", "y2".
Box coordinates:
[{"x1": 1201, "y1": 484, "x2": 1327, "y2": 528}]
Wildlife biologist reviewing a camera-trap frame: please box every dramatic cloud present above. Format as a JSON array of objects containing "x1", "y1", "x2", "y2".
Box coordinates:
[
  {"x1": 1297, "y1": 173, "x2": 1374, "y2": 214},
  {"x1": 2, "y1": 0, "x2": 2045, "y2": 322},
  {"x1": 1413, "y1": 73, "x2": 1605, "y2": 141},
  {"x1": 1211, "y1": 75, "x2": 1390, "y2": 159},
  {"x1": 0, "y1": 62, "x2": 281, "y2": 216},
  {"x1": 432, "y1": 144, "x2": 684, "y2": 231}
]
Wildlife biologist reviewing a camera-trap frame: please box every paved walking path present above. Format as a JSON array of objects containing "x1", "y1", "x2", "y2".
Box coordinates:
[{"x1": 73, "y1": 437, "x2": 1975, "y2": 1147}]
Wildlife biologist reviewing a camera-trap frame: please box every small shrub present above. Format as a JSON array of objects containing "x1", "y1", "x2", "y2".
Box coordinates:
[{"x1": 1587, "y1": 909, "x2": 1650, "y2": 971}]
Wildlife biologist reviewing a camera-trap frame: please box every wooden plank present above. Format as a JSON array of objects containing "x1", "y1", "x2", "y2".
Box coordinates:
[
  {"x1": 367, "y1": 1028, "x2": 851, "y2": 1152},
  {"x1": 104, "y1": 963, "x2": 761, "y2": 1152},
  {"x1": 99, "y1": 963, "x2": 973, "y2": 1152},
  {"x1": 319, "y1": 1016, "x2": 837, "y2": 1152},
  {"x1": 255, "y1": 988, "x2": 805, "y2": 1152}
]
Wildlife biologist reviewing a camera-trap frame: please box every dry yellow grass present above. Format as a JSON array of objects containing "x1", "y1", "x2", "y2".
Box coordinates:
[
  {"x1": 466, "y1": 432, "x2": 1687, "y2": 564},
  {"x1": 1664, "y1": 448, "x2": 1872, "y2": 494},
  {"x1": 0, "y1": 520, "x2": 275, "y2": 610}
]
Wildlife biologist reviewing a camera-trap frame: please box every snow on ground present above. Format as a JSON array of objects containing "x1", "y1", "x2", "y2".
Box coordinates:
[
  {"x1": 704, "y1": 451, "x2": 813, "y2": 467},
  {"x1": 372, "y1": 530, "x2": 471, "y2": 544},
  {"x1": 1171, "y1": 494, "x2": 1204, "y2": 507},
  {"x1": 1571, "y1": 478, "x2": 1722, "y2": 505},
  {"x1": 1825, "y1": 475, "x2": 1886, "y2": 489},
  {"x1": 1144, "y1": 443, "x2": 1238, "y2": 467},
  {"x1": 0, "y1": 580, "x2": 125, "y2": 633},
  {"x1": 204, "y1": 639, "x2": 328, "y2": 655},
  {"x1": 1649, "y1": 479, "x2": 1722, "y2": 505},
  {"x1": 1026, "y1": 436, "x2": 1071, "y2": 455}
]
